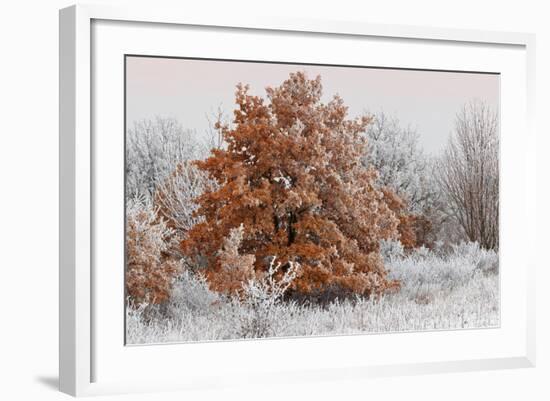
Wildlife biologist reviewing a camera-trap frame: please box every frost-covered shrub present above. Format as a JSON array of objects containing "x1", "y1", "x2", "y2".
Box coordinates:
[
  {"x1": 387, "y1": 241, "x2": 498, "y2": 306},
  {"x1": 234, "y1": 257, "x2": 300, "y2": 338},
  {"x1": 451, "y1": 241, "x2": 498, "y2": 275},
  {"x1": 474, "y1": 252, "x2": 499, "y2": 276},
  {"x1": 409, "y1": 245, "x2": 431, "y2": 261},
  {"x1": 165, "y1": 270, "x2": 220, "y2": 318},
  {"x1": 126, "y1": 303, "x2": 156, "y2": 342},
  {"x1": 126, "y1": 197, "x2": 182, "y2": 305},
  {"x1": 363, "y1": 113, "x2": 438, "y2": 216},
  {"x1": 380, "y1": 239, "x2": 405, "y2": 263},
  {"x1": 154, "y1": 161, "x2": 216, "y2": 237},
  {"x1": 450, "y1": 241, "x2": 481, "y2": 258},
  {"x1": 431, "y1": 240, "x2": 452, "y2": 257},
  {"x1": 450, "y1": 242, "x2": 497, "y2": 273}
]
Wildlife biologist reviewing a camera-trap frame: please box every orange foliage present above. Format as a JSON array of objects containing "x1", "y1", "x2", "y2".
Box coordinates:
[
  {"x1": 126, "y1": 202, "x2": 181, "y2": 305},
  {"x1": 182, "y1": 72, "x2": 401, "y2": 297}
]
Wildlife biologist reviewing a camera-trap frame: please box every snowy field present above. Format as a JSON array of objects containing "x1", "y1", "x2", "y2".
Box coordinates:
[{"x1": 126, "y1": 242, "x2": 499, "y2": 344}]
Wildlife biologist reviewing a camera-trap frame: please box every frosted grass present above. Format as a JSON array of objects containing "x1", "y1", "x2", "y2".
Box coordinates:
[{"x1": 126, "y1": 243, "x2": 499, "y2": 344}]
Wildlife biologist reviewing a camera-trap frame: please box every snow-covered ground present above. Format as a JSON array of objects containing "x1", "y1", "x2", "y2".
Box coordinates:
[{"x1": 126, "y1": 242, "x2": 499, "y2": 344}]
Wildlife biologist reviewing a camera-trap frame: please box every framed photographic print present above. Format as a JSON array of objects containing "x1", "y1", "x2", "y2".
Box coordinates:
[{"x1": 59, "y1": 4, "x2": 536, "y2": 396}]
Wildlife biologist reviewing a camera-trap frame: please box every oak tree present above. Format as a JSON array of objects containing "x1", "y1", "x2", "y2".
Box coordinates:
[{"x1": 182, "y1": 72, "x2": 401, "y2": 297}]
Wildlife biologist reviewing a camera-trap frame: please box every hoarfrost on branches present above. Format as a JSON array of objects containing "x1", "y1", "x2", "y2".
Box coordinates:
[
  {"x1": 436, "y1": 101, "x2": 499, "y2": 249},
  {"x1": 362, "y1": 112, "x2": 437, "y2": 216},
  {"x1": 154, "y1": 160, "x2": 217, "y2": 237},
  {"x1": 234, "y1": 257, "x2": 301, "y2": 338},
  {"x1": 126, "y1": 117, "x2": 215, "y2": 199}
]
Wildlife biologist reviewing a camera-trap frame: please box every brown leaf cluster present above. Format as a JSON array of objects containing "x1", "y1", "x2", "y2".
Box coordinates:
[{"x1": 126, "y1": 202, "x2": 182, "y2": 305}]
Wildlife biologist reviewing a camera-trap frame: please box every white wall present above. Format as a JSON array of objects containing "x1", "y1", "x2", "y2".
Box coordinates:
[{"x1": 0, "y1": 0, "x2": 547, "y2": 400}]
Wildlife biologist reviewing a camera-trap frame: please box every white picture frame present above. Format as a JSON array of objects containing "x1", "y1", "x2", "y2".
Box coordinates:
[{"x1": 59, "y1": 4, "x2": 536, "y2": 397}]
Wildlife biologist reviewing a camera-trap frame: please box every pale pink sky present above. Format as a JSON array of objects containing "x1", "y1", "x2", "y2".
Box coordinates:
[{"x1": 126, "y1": 56, "x2": 499, "y2": 155}]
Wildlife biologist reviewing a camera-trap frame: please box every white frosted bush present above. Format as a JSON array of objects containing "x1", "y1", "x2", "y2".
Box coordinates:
[
  {"x1": 166, "y1": 270, "x2": 220, "y2": 317},
  {"x1": 380, "y1": 239, "x2": 405, "y2": 263},
  {"x1": 154, "y1": 161, "x2": 216, "y2": 237},
  {"x1": 234, "y1": 257, "x2": 301, "y2": 338},
  {"x1": 409, "y1": 245, "x2": 431, "y2": 261}
]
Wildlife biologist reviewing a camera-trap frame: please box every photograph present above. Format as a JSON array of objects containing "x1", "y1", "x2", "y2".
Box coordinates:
[
  {"x1": 1, "y1": 0, "x2": 545, "y2": 399},
  {"x1": 124, "y1": 56, "x2": 500, "y2": 344}
]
